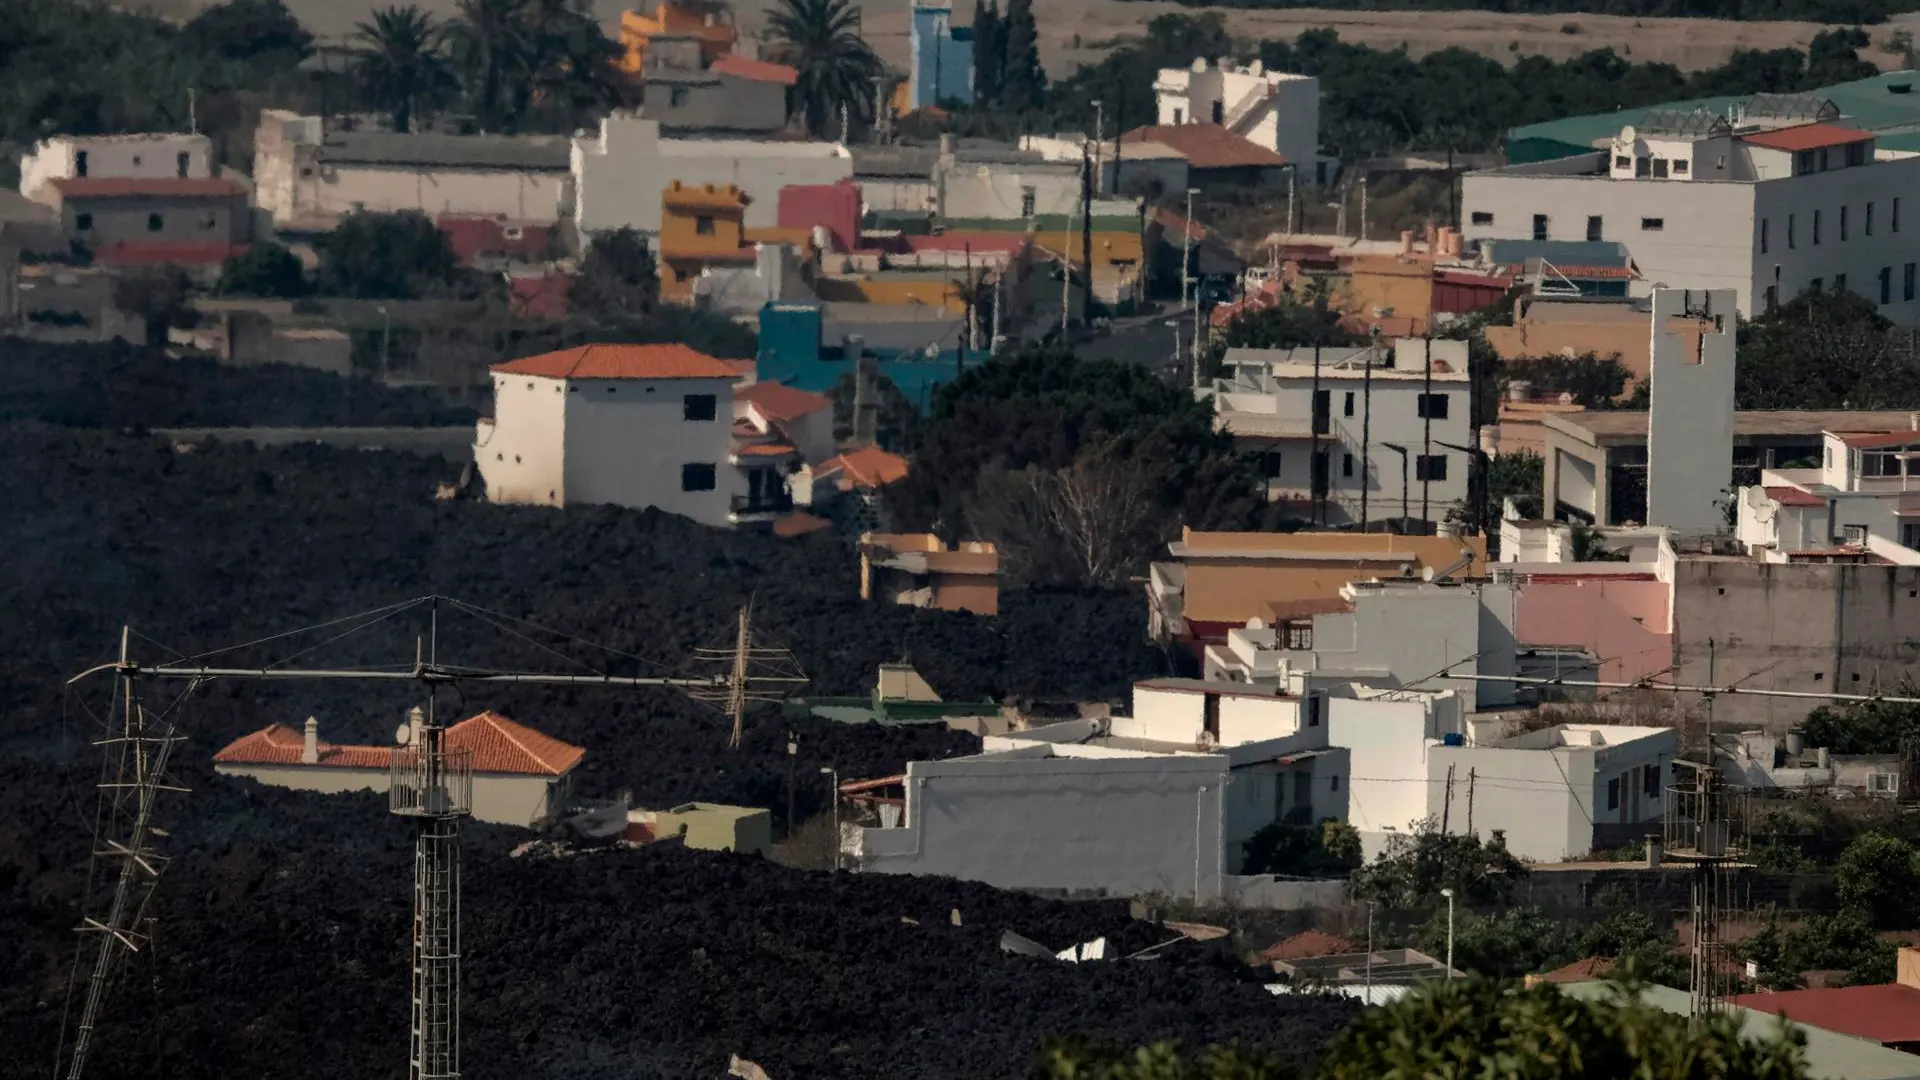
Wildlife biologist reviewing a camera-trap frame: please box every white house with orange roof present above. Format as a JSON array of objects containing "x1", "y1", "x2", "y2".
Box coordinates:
[
  {"x1": 813, "y1": 444, "x2": 911, "y2": 531},
  {"x1": 1736, "y1": 424, "x2": 1920, "y2": 561},
  {"x1": 213, "y1": 709, "x2": 585, "y2": 827}
]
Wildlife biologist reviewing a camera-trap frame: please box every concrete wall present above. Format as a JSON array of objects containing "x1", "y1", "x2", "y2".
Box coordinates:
[
  {"x1": 215, "y1": 763, "x2": 560, "y2": 826},
  {"x1": 644, "y1": 75, "x2": 787, "y2": 134},
  {"x1": 572, "y1": 114, "x2": 851, "y2": 236},
  {"x1": 1750, "y1": 157, "x2": 1920, "y2": 318},
  {"x1": 64, "y1": 194, "x2": 248, "y2": 247},
  {"x1": 21, "y1": 134, "x2": 212, "y2": 204},
  {"x1": 1327, "y1": 695, "x2": 1457, "y2": 857},
  {"x1": 476, "y1": 371, "x2": 569, "y2": 506},
  {"x1": 565, "y1": 375, "x2": 737, "y2": 524},
  {"x1": 1131, "y1": 683, "x2": 1304, "y2": 746},
  {"x1": 938, "y1": 161, "x2": 1080, "y2": 220},
  {"x1": 855, "y1": 751, "x2": 1231, "y2": 900},
  {"x1": 217, "y1": 762, "x2": 386, "y2": 797},
  {"x1": 1425, "y1": 730, "x2": 1672, "y2": 863},
  {"x1": 1671, "y1": 558, "x2": 1920, "y2": 731},
  {"x1": 1178, "y1": 533, "x2": 1485, "y2": 626},
  {"x1": 298, "y1": 164, "x2": 569, "y2": 227},
  {"x1": 1646, "y1": 288, "x2": 1735, "y2": 533}
]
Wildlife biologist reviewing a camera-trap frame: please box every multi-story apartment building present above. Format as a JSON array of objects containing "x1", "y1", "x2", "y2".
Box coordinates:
[{"x1": 1153, "y1": 57, "x2": 1320, "y2": 174}]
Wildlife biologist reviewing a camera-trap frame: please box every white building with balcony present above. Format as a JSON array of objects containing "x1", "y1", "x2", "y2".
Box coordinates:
[
  {"x1": 1154, "y1": 58, "x2": 1320, "y2": 173},
  {"x1": 475, "y1": 344, "x2": 832, "y2": 527},
  {"x1": 20, "y1": 132, "x2": 215, "y2": 207},
  {"x1": 1463, "y1": 112, "x2": 1920, "y2": 321},
  {"x1": 1211, "y1": 340, "x2": 1472, "y2": 527},
  {"x1": 1736, "y1": 425, "x2": 1920, "y2": 561}
]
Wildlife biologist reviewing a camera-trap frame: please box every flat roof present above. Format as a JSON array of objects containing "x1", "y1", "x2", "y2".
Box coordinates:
[
  {"x1": 1135, "y1": 677, "x2": 1291, "y2": 697},
  {"x1": 1549, "y1": 409, "x2": 1920, "y2": 444}
]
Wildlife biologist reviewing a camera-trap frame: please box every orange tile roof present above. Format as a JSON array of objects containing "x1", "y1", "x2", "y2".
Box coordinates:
[
  {"x1": 711, "y1": 53, "x2": 798, "y2": 86},
  {"x1": 735, "y1": 442, "x2": 797, "y2": 457},
  {"x1": 1764, "y1": 485, "x2": 1827, "y2": 507},
  {"x1": 1534, "y1": 956, "x2": 1617, "y2": 983},
  {"x1": 445, "y1": 711, "x2": 584, "y2": 776},
  {"x1": 213, "y1": 712, "x2": 584, "y2": 776},
  {"x1": 773, "y1": 511, "x2": 833, "y2": 538},
  {"x1": 1728, "y1": 983, "x2": 1920, "y2": 1044},
  {"x1": 1740, "y1": 123, "x2": 1872, "y2": 152},
  {"x1": 1121, "y1": 124, "x2": 1285, "y2": 169},
  {"x1": 737, "y1": 380, "x2": 831, "y2": 422},
  {"x1": 213, "y1": 723, "x2": 392, "y2": 769},
  {"x1": 493, "y1": 343, "x2": 740, "y2": 380},
  {"x1": 52, "y1": 176, "x2": 248, "y2": 199},
  {"x1": 1261, "y1": 929, "x2": 1357, "y2": 961},
  {"x1": 662, "y1": 181, "x2": 750, "y2": 211},
  {"x1": 818, "y1": 444, "x2": 909, "y2": 490}
]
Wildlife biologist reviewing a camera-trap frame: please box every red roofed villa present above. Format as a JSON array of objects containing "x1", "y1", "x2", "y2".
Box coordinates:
[{"x1": 214, "y1": 710, "x2": 584, "y2": 827}]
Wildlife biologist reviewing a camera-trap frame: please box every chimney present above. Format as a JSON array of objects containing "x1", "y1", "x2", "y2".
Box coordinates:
[
  {"x1": 1909, "y1": 411, "x2": 1917, "y2": 430},
  {"x1": 302, "y1": 717, "x2": 319, "y2": 764},
  {"x1": 1399, "y1": 230, "x2": 1414, "y2": 257},
  {"x1": 939, "y1": 133, "x2": 953, "y2": 156},
  {"x1": 407, "y1": 705, "x2": 425, "y2": 746}
]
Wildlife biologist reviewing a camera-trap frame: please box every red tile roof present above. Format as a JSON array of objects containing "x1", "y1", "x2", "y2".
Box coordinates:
[
  {"x1": 1764, "y1": 485, "x2": 1827, "y2": 508},
  {"x1": 1121, "y1": 124, "x2": 1286, "y2": 169},
  {"x1": 493, "y1": 343, "x2": 739, "y2": 380},
  {"x1": 1265, "y1": 597, "x2": 1357, "y2": 621},
  {"x1": 1498, "y1": 263, "x2": 1637, "y2": 281},
  {"x1": 1740, "y1": 123, "x2": 1872, "y2": 152},
  {"x1": 1836, "y1": 430, "x2": 1920, "y2": 448},
  {"x1": 1151, "y1": 206, "x2": 1210, "y2": 242},
  {"x1": 1727, "y1": 983, "x2": 1920, "y2": 1044},
  {"x1": 736, "y1": 380, "x2": 831, "y2": 422},
  {"x1": 1261, "y1": 929, "x2": 1356, "y2": 961},
  {"x1": 773, "y1": 511, "x2": 833, "y2": 538},
  {"x1": 1534, "y1": 956, "x2": 1617, "y2": 983},
  {"x1": 52, "y1": 176, "x2": 248, "y2": 199},
  {"x1": 817, "y1": 444, "x2": 909, "y2": 490},
  {"x1": 711, "y1": 53, "x2": 799, "y2": 86},
  {"x1": 213, "y1": 712, "x2": 584, "y2": 776},
  {"x1": 735, "y1": 442, "x2": 797, "y2": 457},
  {"x1": 93, "y1": 241, "x2": 249, "y2": 266}
]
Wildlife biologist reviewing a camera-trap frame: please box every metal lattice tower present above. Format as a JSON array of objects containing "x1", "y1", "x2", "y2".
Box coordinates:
[
  {"x1": 1664, "y1": 758, "x2": 1749, "y2": 1019},
  {"x1": 59, "y1": 629, "x2": 191, "y2": 1080},
  {"x1": 391, "y1": 707, "x2": 472, "y2": 1080}
]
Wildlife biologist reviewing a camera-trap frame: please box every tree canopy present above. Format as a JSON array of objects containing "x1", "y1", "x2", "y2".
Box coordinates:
[
  {"x1": 218, "y1": 241, "x2": 307, "y2": 298},
  {"x1": 318, "y1": 210, "x2": 460, "y2": 299},
  {"x1": 767, "y1": 0, "x2": 883, "y2": 137},
  {"x1": 1347, "y1": 818, "x2": 1526, "y2": 907},
  {"x1": 353, "y1": 5, "x2": 457, "y2": 134},
  {"x1": 1735, "y1": 291, "x2": 1920, "y2": 410}
]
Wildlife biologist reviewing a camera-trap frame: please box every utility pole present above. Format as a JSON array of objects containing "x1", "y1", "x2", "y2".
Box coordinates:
[
  {"x1": 1185, "y1": 186, "x2": 1200, "y2": 377},
  {"x1": 1441, "y1": 762, "x2": 1456, "y2": 833},
  {"x1": 1110, "y1": 78, "x2": 1126, "y2": 196},
  {"x1": 1421, "y1": 336, "x2": 1434, "y2": 527},
  {"x1": 1360, "y1": 328, "x2": 1378, "y2": 531},
  {"x1": 1285, "y1": 166, "x2": 1296, "y2": 237},
  {"x1": 786, "y1": 731, "x2": 798, "y2": 841},
  {"x1": 1359, "y1": 172, "x2": 1369, "y2": 242},
  {"x1": 1466, "y1": 768, "x2": 1476, "y2": 836},
  {"x1": 1310, "y1": 343, "x2": 1324, "y2": 526},
  {"x1": 1092, "y1": 98, "x2": 1104, "y2": 194},
  {"x1": 1384, "y1": 443, "x2": 1409, "y2": 531},
  {"x1": 1080, "y1": 139, "x2": 1094, "y2": 326}
]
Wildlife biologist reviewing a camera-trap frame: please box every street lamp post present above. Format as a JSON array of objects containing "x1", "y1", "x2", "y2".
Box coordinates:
[
  {"x1": 1186, "y1": 187, "x2": 1202, "y2": 377},
  {"x1": 1382, "y1": 443, "x2": 1410, "y2": 531},
  {"x1": 1436, "y1": 438, "x2": 1491, "y2": 536},
  {"x1": 1439, "y1": 887, "x2": 1456, "y2": 976},
  {"x1": 376, "y1": 304, "x2": 391, "y2": 383},
  {"x1": 820, "y1": 765, "x2": 840, "y2": 871}
]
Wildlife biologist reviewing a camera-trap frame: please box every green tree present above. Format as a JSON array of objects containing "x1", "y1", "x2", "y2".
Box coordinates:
[
  {"x1": 766, "y1": 0, "x2": 882, "y2": 138},
  {"x1": 1741, "y1": 909, "x2": 1898, "y2": 989},
  {"x1": 318, "y1": 210, "x2": 458, "y2": 299},
  {"x1": 179, "y1": 0, "x2": 314, "y2": 71},
  {"x1": 1486, "y1": 449, "x2": 1543, "y2": 519},
  {"x1": 570, "y1": 227, "x2": 661, "y2": 320},
  {"x1": 217, "y1": 241, "x2": 306, "y2": 298},
  {"x1": 1319, "y1": 977, "x2": 1809, "y2": 1079},
  {"x1": 1242, "y1": 819, "x2": 1364, "y2": 878},
  {"x1": 1798, "y1": 687, "x2": 1920, "y2": 754},
  {"x1": 112, "y1": 266, "x2": 195, "y2": 348},
  {"x1": 447, "y1": 0, "x2": 527, "y2": 129},
  {"x1": 1501, "y1": 352, "x2": 1632, "y2": 407},
  {"x1": 971, "y1": 0, "x2": 1003, "y2": 107},
  {"x1": 1032, "y1": 1039, "x2": 1294, "y2": 1080},
  {"x1": 999, "y1": 0, "x2": 1046, "y2": 112},
  {"x1": 353, "y1": 5, "x2": 455, "y2": 134},
  {"x1": 1834, "y1": 831, "x2": 1920, "y2": 929},
  {"x1": 1737, "y1": 290, "x2": 1920, "y2": 410},
  {"x1": 1215, "y1": 298, "x2": 1355, "y2": 351},
  {"x1": 1347, "y1": 817, "x2": 1526, "y2": 907}
]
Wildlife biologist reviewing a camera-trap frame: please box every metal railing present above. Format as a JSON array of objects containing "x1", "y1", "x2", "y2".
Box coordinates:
[{"x1": 390, "y1": 744, "x2": 473, "y2": 819}]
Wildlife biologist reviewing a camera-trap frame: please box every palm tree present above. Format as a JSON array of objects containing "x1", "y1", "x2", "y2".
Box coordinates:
[
  {"x1": 353, "y1": 5, "x2": 455, "y2": 134},
  {"x1": 766, "y1": 0, "x2": 880, "y2": 139},
  {"x1": 950, "y1": 267, "x2": 993, "y2": 352},
  {"x1": 446, "y1": 0, "x2": 528, "y2": 129}
]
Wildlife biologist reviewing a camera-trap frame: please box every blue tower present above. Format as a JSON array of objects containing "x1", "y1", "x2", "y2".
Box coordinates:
[{"x1": 908, "y1": 1, "x2": 974, "y2": 110}]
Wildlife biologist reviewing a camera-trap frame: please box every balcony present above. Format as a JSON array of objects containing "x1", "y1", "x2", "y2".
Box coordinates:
[{"x1": 729, "y1": 492, "x2": 793, "y2": 522}]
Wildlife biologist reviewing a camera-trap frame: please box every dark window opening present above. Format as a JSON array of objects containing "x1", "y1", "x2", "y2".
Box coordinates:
[
  {"x1": 683, "y1": 393, "x2": 717, "y2": 421},
  {"x1": 1532, "y1": 214, "x2": 1548, "y2": 241},
  {"x1": 1343, "y1": 391, "x2": 1355, "y2": 417},
  {"x1": 1416, "y1": 454, "x2": 1448, "y2": 482},
  {"x1": 1641, "y1": 217, "x2": 1664, "y2": 231},
  {"x1": 75, "y1": 212, "x2": 92, "y2": 231},
  {"x1": 1607, "y1": 778, "x2": 1621, "y2": 810},
  {"x1": 146, "y1": 212, "x2": 163, "y2": 232},
  {"x1": 1417, "y1": 393, "x2": 1450, "y2": 420},
  {"x1": 176, "y1": 150, "x2": 190, "y2": 178},
  {"x1": 74, "y1": 150, "x2": 88, "y2": 177},
  {"x1": 680, "y1": 463, "x2": 717, "y2": 491},
  {"x1": 695, "y1": 215, "x2": 715, "y2": 235},
  {"x1": 1586, "y1": 215, "x2": 1602, "y2": 241},
  {"x1": 1470, "y1": 211, "x2": 1493, "y2": 226}
]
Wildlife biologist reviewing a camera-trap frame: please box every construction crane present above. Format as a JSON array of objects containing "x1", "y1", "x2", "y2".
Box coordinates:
[{"x1": 54, "y1": 596, "x2": 803, "y2": 1080}]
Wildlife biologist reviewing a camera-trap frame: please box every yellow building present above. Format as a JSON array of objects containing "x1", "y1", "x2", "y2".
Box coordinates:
[
  {"x1": 1340, "y1": 256, "x2": 1435, "y2": 336},
  {"x1": 617, "y1": 0, "x2": 737, "y2": 80},
  {"x1": 658, "y1": 181, "x2": 755, "y2": 301}
]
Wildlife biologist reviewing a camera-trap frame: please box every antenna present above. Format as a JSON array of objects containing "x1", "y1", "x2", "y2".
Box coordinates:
[
  {"x1": 55, "y1": 596, "x2": 805, "y2": 1080},
  {"x1": 1664, "y1": 752, "x2": 1749, "y2": 1019}
]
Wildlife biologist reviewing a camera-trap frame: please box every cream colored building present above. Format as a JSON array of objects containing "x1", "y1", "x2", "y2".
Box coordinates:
[
  {"x1": 213, "y1": 710, "x2": 583, "y2": 828},
  {"x1": 20, "y1": 133, "x2": 214, "y2": 207}
]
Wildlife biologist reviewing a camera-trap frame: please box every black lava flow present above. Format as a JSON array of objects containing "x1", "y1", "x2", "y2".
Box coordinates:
[{"x1": 0, "y1": 416, "x2": 1351, "y2": 1078}]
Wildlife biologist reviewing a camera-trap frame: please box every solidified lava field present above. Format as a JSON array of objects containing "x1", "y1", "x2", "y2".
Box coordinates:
[{"x1": 0, "y1": 423, "x2": 1353, "y2": 1079}]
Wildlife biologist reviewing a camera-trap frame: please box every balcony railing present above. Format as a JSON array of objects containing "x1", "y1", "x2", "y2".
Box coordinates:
[{"x1": 730, "y1": 493, "x2": 793, "y2": 517}]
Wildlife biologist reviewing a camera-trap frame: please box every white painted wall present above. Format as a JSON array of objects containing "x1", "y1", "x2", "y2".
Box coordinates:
[
  {"x1": 572, "y1": 114, "x2": 852, "y2": 236},
  {"x1": 855, "y1": 751, "x2": 1232, "y2": 900},
  {"x1": 21, "y1": 134, "x2": 213, "y2": 205},
  {"x1": 476, "y1": 372, "x2": 569, "y2": 507},
  {"x1": 1646, "y1": 288, "x2": 1736, "y2": 533},
  {"x1": 1130, "y1": 683, "x2": 1304, "y2": 746},
  {"x1": 938, "y1": 161, "x2": 1080, "y2": 220},
  {"x1": 213, "y1": 764, "x2": 562, "y2": 827},
  {"x1": 1152, "y1": 63, "x2": 1319, "y2": 167},
  {"x1": 1325, "y1": 693, "x2": 1463, "y2": 858},
  {"x1": 284, "y1": 164, "x2": 570, "y2": 226},
  {"x1": 1427, "y1": 726, "x2": 1675, "y2": 862}
]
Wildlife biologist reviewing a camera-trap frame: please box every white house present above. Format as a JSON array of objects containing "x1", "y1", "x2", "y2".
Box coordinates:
[
  {"x1": 1212, "y1": 339, "x2": 1472, "y2": 527},
  {"x1": 477, "y1": 343, "x2": 766, "y2": 526},
  {"x1": 1153, "y1": 57, "x2": 1320, "y2": 172},
  {"x1": 1326, "y1": 689, "x2": 1467, "y2": 859},
  {"x1": 845, "y1": 677, "x2": 1349, "y2": 901},
  {"x1": 1203, "y1": 578, "x2": 1518, "y2": 712},
  {"x1": 19, "y1": 133, "x2": 215, "y2": 207},
  {"x1": 1463, "y1": 117, "x2": 1920, "y2": 321},
  {"x1": 1427, "y1": 723, "x2": 1678, "y2": 863},
  {"x1": 213, "y1": 709, "x2": 584, "y2": 828},
  {"x1": 571, "y1": 113, "x2": 851, "y2": 236},
  {"x1": 1736, "y1": 424, "x2": 1920, "y2": 560}
]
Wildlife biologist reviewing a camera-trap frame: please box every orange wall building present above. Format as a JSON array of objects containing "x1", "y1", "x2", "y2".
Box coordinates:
[
  {"x1": 617, "y1": 1, "x2": 737, "y2": 80},
  {"x1": 658, "y1": 181, "x2": 755, "y2": 301}
]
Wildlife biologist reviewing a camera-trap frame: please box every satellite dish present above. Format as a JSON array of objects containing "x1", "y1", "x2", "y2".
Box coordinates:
[
  {"x1": 1619, "y1": 124, "x2": 1638, "y2": 145},
  {"x1": 395, "y1": 723, "x2": 414, "y2": 746}
]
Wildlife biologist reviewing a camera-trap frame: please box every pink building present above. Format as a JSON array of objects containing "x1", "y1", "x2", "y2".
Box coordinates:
[{"x1": 1510, "y1": 570, "x2": 1674, "y2": 685}]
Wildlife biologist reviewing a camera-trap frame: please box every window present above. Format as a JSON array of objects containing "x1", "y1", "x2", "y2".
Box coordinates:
[
  {"x1": 683, "y1": 393, "x2": 717, "y2": 421},
  {"x1": 1903, "y1": 522, "x2": 1920, "y2": 549},
  {"x1": 1847, "y1": 141, "x2": 1867, "y2": 167},
  {"x1": 200, "y1": 212, "x2": 217, "y2": 230},
  {"x1": 1760, "y1": 218, "x2": 1768, "y2": 254},
  {"x1": 1673, "y1": 159, "x2": 1689, "y2": 175},
  {"x1": 1764, "y1": 284, "x2": 1778, "y2": 312},
  {"x1": 1607, "y1": 777, "x2": 1621, "y2": 810},
  {"x1": 1531, "y1": 214, "x2": 1548, "y2": 241},
  {"x1": 74, "y1": 212, "x2": 92, "y2": 231},
  {"x1": 1211, "y1": 99, "x2": 1224, "y2": 124},
  {"x1": 1906, "y1": 262, "x2": 1916, "y2": 302},
  {"x1": 1841, "y1": 205, "x2": 1849, "y2": 241},
  {"x1": 176, "y1": 151, "x2": 190, "y2": 178},
  {"x1": 1635, "y1": 155, "x2": 1651, "y2": 177},
  {"x1": 1788, "y1": 213, "x2": 1796, "y2": 249},
  {"x1": 1586, "y1": 215, "x2": 1603, "y2": 241},
  {"x1": 1868, "y1": 201, "x2": 1876, "y2": 236},
  {"x1": 1343, "y1": 391, "x2": 1355, "y2": 417},
  {"x1": 1809, "y1": 277, "x2": 1822, "y2": 294},
  {"x1": 146, "y1": 212, "x2": 163, "y2": 232},
  {"x1": 1643, "y1": 763, "x2": 1661, "y2": 798},
  {"x1": 1415, "y1": 454, "x2": 1448, "y2": 482},
  {"x1": 1813, "y1": 209, "x2": 1822, "y2": 245},
  {"x1": 1342, "y1": 453, "x2": 1354, "y2": 478},
  {"x1": 1651, "y1": 158, "x2": 1669, "y2": 178},
  {"x1": 1283, "y1": 620, "x2": 1311, "y2": 649},
  {"x1": 669, "y1": 86, "x2": 689, "y2": 107},
  {"x1": 1821, "y1": 148, "x2": 1832, "y2": 171},
  {"x1": 1172, "y1": 108, "x2": 1183, "y2": 125},
  {"x1": 1470, "y1": 211, "x2": 1493, "y2": 226},
  {"x1": 1260, "y1": 451, "x2": 1283, "y2": 479},
  {"x1": 1836, "y1": 273, "x2": 1847, "y2": 295},
  {"x1": 1882, "y1": 266, "x2": 1893, "y2": 305},
  {"x1": 1614, "y1": 154, "x2": 1631, "y2": 170},
  {"x1": 1020, "y1": 186, "x2": 1036, "y2": 217},
  {"x1": 131, "y1": 155, "x2": 141, "y2": 167},
  {"x1": 695, "y1": 215, "x2": 715, "y2": 236},
  {"x1": 1417, "y1": 393, "x2": 1450, "y2": 420},
  {"x1": 1330, "y1": 774, "x2": 1340, "y2": 792},
  {"x1": 1641, "y1": 217, "x2": 1664, "y2": 231},
  {"x1": 673, "y1": 267, "x2": 688, "y2": 282},
  {"x1": 1306, "y1": 694, "x2": 1322, "y2": 728},
  {"x1": 74, "y1": 150, "x2": 87, "y2": 177},
  {"x1": 1898, "y1": 197, "x2": 1904, "y2": 233},
  {"x1": 680, "y1": 463, "x2": 717, "y2": 491}
]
